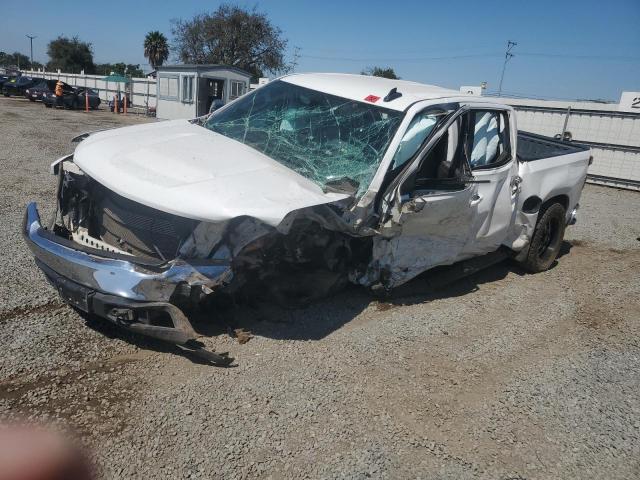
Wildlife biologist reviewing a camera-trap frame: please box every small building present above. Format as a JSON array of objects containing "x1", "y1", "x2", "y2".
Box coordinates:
[{"x1": 155, "y1": 64, "x2": 251, "y2": 120}]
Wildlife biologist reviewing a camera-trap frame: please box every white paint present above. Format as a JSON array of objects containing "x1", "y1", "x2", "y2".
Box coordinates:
[
  {"x1": 371, "y1": 100, "x2": 589, "y2": 287},
  {"x1": 460, "y1": 86, "x2": 483, "y2": 96},
  {"x1": 73, "y1": 120, "x2": 348, "y2": 227},
  {"x1": 68, "y1": 74, "x2": 592, "y2": 288},
  {"x1": 618, "y1": 91, "x2": 640, "y2": 113},
  {"x1": 281, "y1": 73, "x2": 469, "y2": 111}
]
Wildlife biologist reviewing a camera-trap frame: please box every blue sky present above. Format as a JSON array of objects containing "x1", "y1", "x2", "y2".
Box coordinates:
[{"x1": 1, "y1": 0, "x2": 638, "y2": 101}]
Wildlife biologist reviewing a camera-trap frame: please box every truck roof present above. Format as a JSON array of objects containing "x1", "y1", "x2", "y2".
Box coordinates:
[{"x1": 281, "y1": 73, "x2": 471, "y2": 111}]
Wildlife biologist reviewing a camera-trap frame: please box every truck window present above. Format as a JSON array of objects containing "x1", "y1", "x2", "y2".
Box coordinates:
[
  {"x1": 469, "y1": 111, "x2": 511, "y2": 169},
  {"x1": 410, "y1": 114, "x2": 470, "y2": 192},
  {"x1": 390, "y1": 111, "x2": 439, "y2": 170}
]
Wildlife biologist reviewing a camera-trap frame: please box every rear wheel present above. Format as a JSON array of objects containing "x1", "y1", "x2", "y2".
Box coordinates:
[{"x1": 521, "y1": 203, "x2": 566, "y2": 272}]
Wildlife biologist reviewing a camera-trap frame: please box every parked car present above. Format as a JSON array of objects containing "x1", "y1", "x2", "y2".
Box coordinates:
[
  {"x1": 24, "y1": 80, "x2": 71, "y2": 102},
  {"x1": 43, "y1": 85, "x2": 99, "y2": 109},
  {"x1": 23, "y1": 73, "x2": 591, "y2": 364},
  {"x1": 2, "y1": 75, "x2": 43, "y2": 97},
  {"x1": 73, "y1": 87, "x2": 101, "y2": 109},
  {"x1": 0, "y1": 75, "x2": 13, "y2": 89}
]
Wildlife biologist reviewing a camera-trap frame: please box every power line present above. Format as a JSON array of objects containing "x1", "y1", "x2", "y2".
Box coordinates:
[
  {"x1": 295, "y1": 48, "x2": 639, "y2": 65},
  {"x1": 518, "y1": 52, "x2": 640, "y2": 61},
  {"x1": 299, "y1": 52, "x2": 501, "y2": 63},
  {"x1": 296, "y1": 43, "x2": 499, "y2": 56},
  {"x1": 497, "y1": 40, "x2": 517, "y2": 96}
]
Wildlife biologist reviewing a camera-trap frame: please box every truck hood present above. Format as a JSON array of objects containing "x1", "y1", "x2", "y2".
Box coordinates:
[{"x1": 73, "y1": 120, "x2": 349, "y2": 226}]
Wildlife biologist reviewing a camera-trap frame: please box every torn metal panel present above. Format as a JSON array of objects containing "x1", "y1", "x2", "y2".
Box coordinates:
[
  {"x1": 179, "y1": 221, "x2": 228, "y2": 258},
  {"x1": 368, "y1": 188, "x2": 478, "y2": 288}
]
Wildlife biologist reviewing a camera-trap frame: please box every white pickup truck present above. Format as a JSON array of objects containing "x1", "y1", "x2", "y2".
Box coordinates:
[{"x1": 24, "y1": 73, "x2": 591, "y2": 363}]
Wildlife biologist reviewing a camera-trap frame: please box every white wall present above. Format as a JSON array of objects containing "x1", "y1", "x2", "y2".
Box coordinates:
[
  {"x1": 22, "y1": 69, "x2": 156, "y2": 110},
  {"x1": 502, "y1": 98, "x2": 640, "y2": 189}
]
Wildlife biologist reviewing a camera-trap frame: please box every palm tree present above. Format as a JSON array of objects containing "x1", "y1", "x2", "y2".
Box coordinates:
[{"x1": 144, "y1": 31, "x2": 169, "y2": 70}]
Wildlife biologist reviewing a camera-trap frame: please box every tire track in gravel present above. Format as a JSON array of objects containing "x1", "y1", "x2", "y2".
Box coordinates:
[
  {"x1": 0, "y1": 300, "x2": 66, "y2": 324},
  {"x1": 352, "y1": 242, "x2": 640, "y2": 475}
]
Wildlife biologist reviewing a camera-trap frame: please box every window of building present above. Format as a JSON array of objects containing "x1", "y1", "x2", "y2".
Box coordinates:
[
  {"x1": 229, "y1": 81, "x2": 245, "y2": 100},
  {"x1": 158, "y1": 75, "x2": 179, "y2": 101},
  {"x1": 181, "y1": 76, "x2": 194, "y2": 103}
]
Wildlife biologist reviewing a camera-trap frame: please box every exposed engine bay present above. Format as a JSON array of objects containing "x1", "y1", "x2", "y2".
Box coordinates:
[{"x1": 55, "y1": 166, "x2": 374, "y2": 310}]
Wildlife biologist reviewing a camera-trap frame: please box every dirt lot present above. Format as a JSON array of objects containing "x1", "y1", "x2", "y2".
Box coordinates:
[{"x1": 1, "y1": 97, "x2": 639, "y2": 479}]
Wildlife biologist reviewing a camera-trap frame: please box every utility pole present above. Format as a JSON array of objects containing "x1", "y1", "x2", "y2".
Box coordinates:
[
  {"x1": 497, "y1": 40, "x2": 517, "y2": 96},
  {"x1": 26, "y1": 34, "x2": 37, "y2": 70}
]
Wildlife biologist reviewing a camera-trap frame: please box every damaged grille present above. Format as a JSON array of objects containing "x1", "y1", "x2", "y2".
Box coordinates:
[{"x1": 94, "y1": 190, "x2": 197, "y2": 260}]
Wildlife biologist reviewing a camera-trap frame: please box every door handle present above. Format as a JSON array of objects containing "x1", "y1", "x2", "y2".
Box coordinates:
[{"x1": 470, "y1": 194, "x2": 482, "y2": 206}]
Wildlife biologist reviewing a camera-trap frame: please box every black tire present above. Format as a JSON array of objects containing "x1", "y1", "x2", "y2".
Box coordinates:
[
  {"x1": 44, "y1": 103, "x2": 52, "y2": 108},
  {"x1": 29, "y1": 98, "x2": 36, "y2": 102},
  {"x1": 522, "y1": 203, "x2": 566, "y2": 272}
]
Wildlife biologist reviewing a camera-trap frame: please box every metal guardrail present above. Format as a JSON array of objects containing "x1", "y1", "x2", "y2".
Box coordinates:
[{"x1": 586, "y1": 174, "x2": 640, "y2": 191}]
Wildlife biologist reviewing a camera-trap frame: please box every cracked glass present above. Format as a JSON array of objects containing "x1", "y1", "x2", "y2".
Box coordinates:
[{"x1": 204, "y1": 80, "x2": 404, "y2": 195}]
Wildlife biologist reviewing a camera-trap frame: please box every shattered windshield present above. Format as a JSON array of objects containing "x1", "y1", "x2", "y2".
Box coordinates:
[{"x1": 204, "y1": 80, "x2": 404, "y2": 195}]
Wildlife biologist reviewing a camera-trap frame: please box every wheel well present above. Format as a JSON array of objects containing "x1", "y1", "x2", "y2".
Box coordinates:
[
  {"x1": 542, "y1": 194, "x2": 569, "y2": 212},
  {"x1": 522, "y1": 196, "x2": 542, "y2": 214}
]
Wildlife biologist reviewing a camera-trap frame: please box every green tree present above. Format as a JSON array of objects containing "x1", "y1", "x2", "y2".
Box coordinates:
[
  {"x1": 46, "y1": 36, "x2": 95, "y2": 73},
  {"x1": 144, "y1": 31, "x2": 170, "y2": 70},
  {"x1": 95, "y1": 63, "x2": 144, "y2": 77},
  {"x1": 171, "y1": 3, "x2": 289, "y2": 79},
  {"x1": 361, "y1": 66, "x2": 400, "y2": 79},
  {"x1": 0, "y1": 51, "x2": 31, "y2": 69}
]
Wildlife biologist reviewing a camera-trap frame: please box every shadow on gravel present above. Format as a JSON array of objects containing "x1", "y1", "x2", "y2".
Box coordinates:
[
  {"x1": 210, "y1": 243, "x2": 575, "y2": 342},
  {"x1": 80, "y1": 311, "x2": 231, "y2": 366},
  {"x1": 79, "y1": 241, "x2": 577, "y2": 359}
]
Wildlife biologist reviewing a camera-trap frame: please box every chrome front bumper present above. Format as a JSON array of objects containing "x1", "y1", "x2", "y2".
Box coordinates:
[
  {"x1": 568, "y1": 203, "x2": 579, "y2": 226},
  {"x1": 22, "y1": 202, "x2": 234, "y2": 365},
  {"x1": 23, "y1": 202, "x2": 231, "y2": 305}
]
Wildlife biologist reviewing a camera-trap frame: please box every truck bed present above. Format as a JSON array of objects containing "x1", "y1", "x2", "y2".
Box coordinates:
[{"x1": 517, "y1": 131, "x2": 590, "y2": 162}]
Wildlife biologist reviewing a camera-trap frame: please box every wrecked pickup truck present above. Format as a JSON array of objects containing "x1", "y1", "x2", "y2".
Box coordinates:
[{"x1": 24, "y1": 73, "x2": 591, "y2": 364}]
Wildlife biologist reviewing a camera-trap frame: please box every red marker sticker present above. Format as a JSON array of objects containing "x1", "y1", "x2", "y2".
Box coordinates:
[{"x1": 364, "y1": 95, "x2": 380, "y2": 103}]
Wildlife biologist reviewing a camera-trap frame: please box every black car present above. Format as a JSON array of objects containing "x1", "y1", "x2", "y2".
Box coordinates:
[
  {"x1": 75, "y1": 87, "x2": 101, "y2": 109},
  {"x1": 24, "y1": 80, "x2": 71, "y2": 102},
  {"x1": 43, "y1": 86, "x2": 101, "y2": 110},
  {"x1": 2, "y1": 76, "x2": 43, "y2": 97},
  {"x1": 0, "y1": 75, "x2": 12, "y2": 89}
]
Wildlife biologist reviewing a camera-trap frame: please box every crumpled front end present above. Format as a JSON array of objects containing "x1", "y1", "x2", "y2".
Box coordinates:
[
  {"x1": 23, "y1": 156, "x2": 244, "y2": 364},
  {"x1": 24, "y1": 156, "x2": 379, "y2": 364},
  {"x1": 23, "y1": 199, "x2": 235, "y2": 365}
]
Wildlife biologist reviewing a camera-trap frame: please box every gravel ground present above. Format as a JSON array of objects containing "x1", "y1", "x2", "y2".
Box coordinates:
[{"x1": 1, "y1": 97, "x2": 639, "y2": 479}]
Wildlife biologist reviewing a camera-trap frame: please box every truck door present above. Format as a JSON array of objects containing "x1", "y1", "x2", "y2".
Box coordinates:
[
  {"x1": 461, "y1": 108, "x2": 519, "y2": 256},
  {"x1": 375, "y1": 109, "x2": 479, "y2": 288}
]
